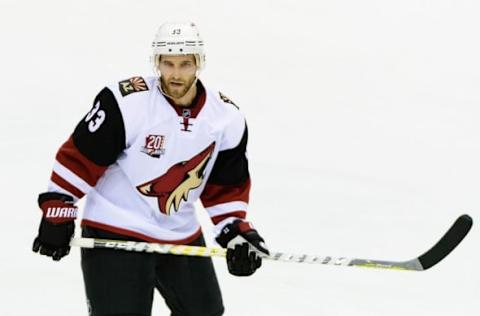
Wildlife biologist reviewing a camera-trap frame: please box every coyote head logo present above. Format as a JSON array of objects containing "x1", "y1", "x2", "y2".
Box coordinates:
[{"x1": 137, "y1": 142, "x2": 215, "y2": 215}]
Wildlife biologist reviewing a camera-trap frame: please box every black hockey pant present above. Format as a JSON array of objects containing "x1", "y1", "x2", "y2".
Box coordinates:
[{"x1": 81, "y1": 227, "x2": 225, "y2": 316}]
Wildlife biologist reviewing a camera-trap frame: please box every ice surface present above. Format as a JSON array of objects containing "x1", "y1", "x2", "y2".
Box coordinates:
[{"x1": 0, "y1": 0, "x2": 479, "y2": 315}]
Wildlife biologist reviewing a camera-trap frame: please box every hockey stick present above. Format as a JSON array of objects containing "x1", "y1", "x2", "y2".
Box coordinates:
[{"x1": 70, "y1": 214, "x2": 473, "y2": 271}]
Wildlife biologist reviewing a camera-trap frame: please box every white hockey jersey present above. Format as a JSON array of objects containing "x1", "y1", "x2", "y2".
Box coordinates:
[{"x1": 47, "y1": 76, "x2": 250, "y2": 244}]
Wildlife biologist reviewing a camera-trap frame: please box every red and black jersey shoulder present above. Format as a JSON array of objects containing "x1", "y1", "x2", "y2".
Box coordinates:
[{"x1": 72, "y1": 87, "x2": 126, "y2": 166}]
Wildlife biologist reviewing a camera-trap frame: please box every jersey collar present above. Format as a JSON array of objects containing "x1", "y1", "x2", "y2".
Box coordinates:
[{"x1": 159, "y1": 80, "x2": 206, "y2": 119}]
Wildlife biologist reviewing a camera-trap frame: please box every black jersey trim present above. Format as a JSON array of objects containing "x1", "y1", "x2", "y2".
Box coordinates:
[
  {"x1": 207, "y1": 123, "x2": 249, "y2": 185},
  {"x1": 72, "y1": 87, "x2": 126, "y2": 166}
]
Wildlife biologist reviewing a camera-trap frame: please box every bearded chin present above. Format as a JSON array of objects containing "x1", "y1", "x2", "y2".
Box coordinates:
[{"x1": 161, "y1": 77, "x2": 196, "y2": 99}]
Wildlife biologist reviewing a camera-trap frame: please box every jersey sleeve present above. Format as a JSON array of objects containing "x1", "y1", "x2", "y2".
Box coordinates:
[
  {"x1": 200, "y1": 115, "x2": 251, "y2": 229},
  {"x1": 47, "y1": 87, "x2": 126, "y2": 201}
]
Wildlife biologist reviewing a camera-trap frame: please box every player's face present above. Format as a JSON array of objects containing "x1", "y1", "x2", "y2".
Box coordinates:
[{"x1": 158, "y1": 55, "x2": 197, "y2": 99}]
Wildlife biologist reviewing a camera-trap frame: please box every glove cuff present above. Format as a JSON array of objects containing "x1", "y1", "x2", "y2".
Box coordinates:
[
  {"x1": 38, "y1": 192, "x2": 78, "y2": 224},
  {"x1": 216, "y1": 219, "x2": 256, "y2": 248}
]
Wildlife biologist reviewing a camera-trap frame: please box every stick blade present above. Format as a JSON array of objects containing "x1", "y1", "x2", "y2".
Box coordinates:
[{"x1": 418, "y1": 214, "x2": 473, "y2": 270}]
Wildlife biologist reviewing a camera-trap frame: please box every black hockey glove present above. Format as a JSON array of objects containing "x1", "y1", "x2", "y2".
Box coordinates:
[
  {"x1": 216, "y1": 220, "x2": 269, "y2": 277},
  {"x1": 32, "y1": 192, "x2": 77, "y2": 261}
]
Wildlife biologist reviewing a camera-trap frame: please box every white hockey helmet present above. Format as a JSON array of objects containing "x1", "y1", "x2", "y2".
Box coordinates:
[{"x1": 152, "y1": 22, "x2": 205, "y2": 73}]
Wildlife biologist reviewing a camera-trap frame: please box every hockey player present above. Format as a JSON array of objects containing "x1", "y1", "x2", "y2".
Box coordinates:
[{"x1": 32, "y1": 22, "x2": 269, "y2": 316}]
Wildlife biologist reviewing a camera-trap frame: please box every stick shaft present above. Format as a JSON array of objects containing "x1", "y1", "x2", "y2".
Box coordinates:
[
  {"x1": 71, "y1": 237, "x2": 227, "y2": 258},
  {"x1": 70, "y1": 237, "x2": 419, "y2": 271},
  {"x1": 70, "y1": 214, "x2": 472, "y2": 272}
]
